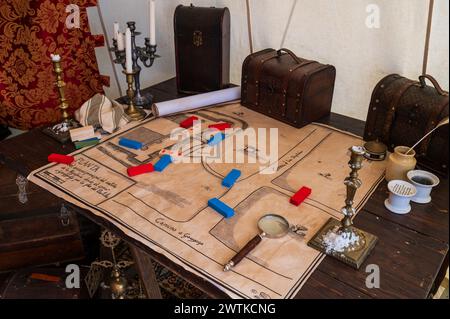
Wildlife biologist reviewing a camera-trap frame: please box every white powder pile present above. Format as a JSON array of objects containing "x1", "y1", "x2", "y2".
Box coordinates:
[{"x1": 322, "y1": 230, "x2": 360, "y2": 254}]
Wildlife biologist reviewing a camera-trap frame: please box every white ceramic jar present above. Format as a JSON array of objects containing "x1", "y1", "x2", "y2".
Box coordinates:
[
  {"x1": 384, "y1": 180, "x2": 417, "y2": 215},
  {"x1": 407, "y1": 170, "x2": 440, "y2": 204}
]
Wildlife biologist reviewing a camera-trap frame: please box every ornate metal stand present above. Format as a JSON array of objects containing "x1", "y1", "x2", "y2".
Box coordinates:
[
  {"x1": 111, "y1": 21, "x2": 159, "y2": 109},
  {"x1": 308, "y1": 146, "x2": 378, "y2": 269},
  {"x1": 123, "y1": 70, "x2": 145, "y2": 121},
  {"x1": 84, "y1": 230, "x2": 144, "y2": 299},
  {"x1": 43, "y1": 56, "x2": 80, "y2": 143}
]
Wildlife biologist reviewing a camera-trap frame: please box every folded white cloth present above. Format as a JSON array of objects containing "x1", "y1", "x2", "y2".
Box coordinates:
[{"x1": 75, "y1": 94, "x2": 131, "y2": 133}]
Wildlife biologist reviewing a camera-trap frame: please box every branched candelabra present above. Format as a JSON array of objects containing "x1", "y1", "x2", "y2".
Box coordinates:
[{"x1": 111, "y1": 21, "x2": 159, "y2": 108}]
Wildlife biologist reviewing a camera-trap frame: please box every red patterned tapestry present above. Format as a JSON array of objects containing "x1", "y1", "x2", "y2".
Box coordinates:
[{"x1": 0, "y1": 0, "x2": 108, "y2": 130}]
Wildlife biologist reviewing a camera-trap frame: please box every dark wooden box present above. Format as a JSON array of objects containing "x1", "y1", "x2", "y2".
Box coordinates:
[
  {"x1": 0, "y1": 165, "x2": 86, "y2": 272},
  {"x1": 241, "y1": 48, "x2": 336, "y2": 128},
  {"x1": 174, "y1": 4, "x2": 230, "y2": 94}
]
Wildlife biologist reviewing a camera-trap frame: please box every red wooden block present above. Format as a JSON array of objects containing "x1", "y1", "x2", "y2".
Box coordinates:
[
  {"x1": 180, "y1": 116, "x2": 199, "y2": 129},
  {"x1": 208, "y1": 123, "x2": 232, "y2": 131},
  {"x1": 30, "y1": 273, "x2": 61, "y2": 283},
  {"x1": 290, "y1": 187, "x2": 312, "y2": 206},
  {"x1": 127, "y1": 164, "x2": 154, "y2": 177},
  {"x1": 48, "y1": 153, "x2": 75, "y2": 165}
]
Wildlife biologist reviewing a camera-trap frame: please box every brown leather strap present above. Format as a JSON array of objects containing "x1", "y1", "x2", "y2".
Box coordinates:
[
  {"x1": 280, "y1": 61, "x2": 315, "y2": 115},
  {"x1": 282, "y1": 61, "x2": 314, "y2": 93},
  {"x1": 381, "y1": 81, "x2": 417, "y2": 141},
  {"x1": 365, "y1": 74, "x2": 398, "y2": 139},
  {"x1": 419, "y1": 74, "x2": 448, "y2": 96},
  {"x1": 419, "y1": 98, "x2": 449, "y2": 155},
  {"x1": 242, "y1": 49, "x2": 273, "y2": 75},
  {"x1": 254, "y1": 49, "x2": 303, "y2": 107},
  {"x1": 293, "y1": 64, "x2": 330, "y2": 122},
  {"x1": 254, "y1": 54, "x2": 278, "y2": 83},
  {"x1": 253, "y1": 51, "x2": 279, "y2": 105},
  {"x1": 254, "y1": 49, "x2": 302, "y2": 87}
]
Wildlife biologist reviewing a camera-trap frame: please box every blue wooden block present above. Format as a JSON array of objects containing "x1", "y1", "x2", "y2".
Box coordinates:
[
  {"x1": 154, "y1": 155, "x2": 172, "y2": 172},
  {"x1": 207, "y1": 133, "x2": 226, "y2": 146},
  {"x1": 208, "y1": 198, "x2": 235, "y2": 218},
  {"x1": 222, "y1": 169, "x2": 241, "y2": 188},
  {"x1": 119, "y1": 138, "x2": 143, "y2": 150}
]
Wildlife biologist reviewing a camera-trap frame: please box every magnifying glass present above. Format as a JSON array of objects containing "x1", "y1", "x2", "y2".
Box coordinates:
[{"x1": 223, "y1": 214, "x2": 307, "y2": 272}]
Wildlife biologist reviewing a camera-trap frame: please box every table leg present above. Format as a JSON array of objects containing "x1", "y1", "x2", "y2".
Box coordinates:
[
  {"x1": 431, "y1": 251, "x2": 449, "y2": 297},
  {"x1": 130, "y1": 245, "x2": 162, "y2": 299}
]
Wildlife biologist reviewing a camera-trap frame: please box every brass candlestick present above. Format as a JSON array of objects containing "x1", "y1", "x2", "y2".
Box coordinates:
[
  {"x1": 43, "y1": 55, "x2": 80, "y2": 143},
  {"x1": 53, "y1": 58, "x2": 70, "y2": 122},
  {"x1": 308, "y1": 146, "x2": 378, "y2": 269},
  {"x1": 123, "y1": 70, "x2": 145, "y2": 121}
]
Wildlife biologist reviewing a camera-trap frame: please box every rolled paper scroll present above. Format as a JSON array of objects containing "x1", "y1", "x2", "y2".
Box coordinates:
[{"x1": 152, "y1": 87, "x2": 241, "y2": 117}]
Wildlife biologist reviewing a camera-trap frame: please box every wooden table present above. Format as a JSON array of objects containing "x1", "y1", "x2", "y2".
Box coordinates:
[{"x1": 1, "y1": 78, "x2": 448, "y2": 299}]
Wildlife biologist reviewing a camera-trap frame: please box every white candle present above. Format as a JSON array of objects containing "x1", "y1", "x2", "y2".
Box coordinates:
[
  {"x1": 117, "y1": 32, "x2": 125, "y2": 51},
  {"x1": 50, "y1": 54, "x2": 61, "y2": 62},
  {"x1": 113, "y1": 22, "x2": 120, "y2": 40},
  {"x1": 125, "y1": 28, "x2": 133, "y2": 73},
  {"x1": 149, "y1": 0, "x2": 156, "y2": 45}
]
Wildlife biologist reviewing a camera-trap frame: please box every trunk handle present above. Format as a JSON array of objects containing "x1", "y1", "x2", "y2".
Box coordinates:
[
  {"x1": 419, "y1": 74, "x2": 448, "y2": 96},
  {"x1": 277, "y1": 48, "x2": 302, "y2": 64}
]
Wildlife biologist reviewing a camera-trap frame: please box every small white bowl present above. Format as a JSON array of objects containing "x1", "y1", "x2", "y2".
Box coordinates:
[
  {"x1": 384, "y1": 180, "x2": 417, "y2": 215},
  {"x1": 407, "y1": 170, "x2": 440, "y2": 204}
]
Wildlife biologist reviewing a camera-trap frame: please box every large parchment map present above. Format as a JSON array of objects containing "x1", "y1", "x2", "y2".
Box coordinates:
[{"x1": 28, "y1": 103, "x2": 386, "y2": 299}]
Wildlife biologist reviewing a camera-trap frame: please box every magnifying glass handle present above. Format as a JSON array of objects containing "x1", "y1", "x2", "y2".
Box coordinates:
[{"x1": 223, "y1": 234, "x2": 264, "y2": 272}]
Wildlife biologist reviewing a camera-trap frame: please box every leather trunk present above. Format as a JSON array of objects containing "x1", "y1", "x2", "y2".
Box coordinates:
[
  {"x1": 0, "y1": 165, "x2": 86, "y2": 272},
  {"x1": 174, "y1": 4, "x2": 230, "y2": 94},
  {"x1": 241, "y1": 48, "x2": 336, "y2": 128},
  {"x1": 364, "y1": 74, "x2": 449, "y2": 176}
]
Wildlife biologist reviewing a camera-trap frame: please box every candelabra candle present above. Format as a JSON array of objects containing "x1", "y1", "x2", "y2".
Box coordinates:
[
  {"x1": 111, "y1": 21, "x2": 159, "y2": 109},
  {"x1": 113, "y1": 22, "x2": 120, "y2": 40}
]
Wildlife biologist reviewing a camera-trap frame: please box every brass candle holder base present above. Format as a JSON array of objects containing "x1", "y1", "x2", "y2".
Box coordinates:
[
  {"x1": 308, "y1": 218, "x2": 378, "y2": 269},
  {"x1": 123, "y1": 70, "x2": 145, "y2": 121},
  {"x1": 126, "y1": 104, "x2": 146, "y2": 122}
]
